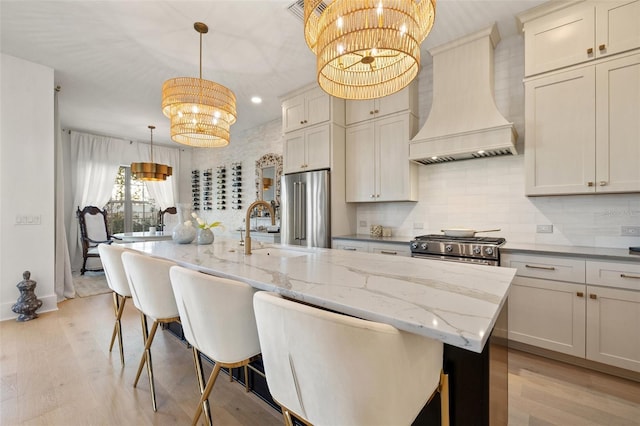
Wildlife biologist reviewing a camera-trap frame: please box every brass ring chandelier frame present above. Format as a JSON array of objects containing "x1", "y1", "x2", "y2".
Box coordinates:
[
  {"x1": 162, "y1": 22, "x2": 237, "y2": 148},
  {"x1": 305, "y1": 0, "x2": 436, "y2": 100}
]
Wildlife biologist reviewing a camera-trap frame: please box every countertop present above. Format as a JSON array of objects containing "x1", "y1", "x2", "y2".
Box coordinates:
[
  {"x1": 125, "y1": 238, "x2": 515, "y2": 353},
  {"x1": 333, "y1": 234, "x2": 640, "y2": 262}
]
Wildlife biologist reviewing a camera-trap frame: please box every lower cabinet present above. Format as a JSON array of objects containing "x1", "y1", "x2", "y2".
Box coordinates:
[{"x1": 503, "y1": 253, "x2": 640, "y2": 373}]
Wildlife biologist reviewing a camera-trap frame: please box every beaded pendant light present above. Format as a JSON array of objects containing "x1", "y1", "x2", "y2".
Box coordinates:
[
  {"x1": 162, "y1": 22, "x2": 237, "y2": 148},
  {"x1": 304, "y1": 0, "x2": 436, "y2": 100},
  {"x1": 131, "y1": 125, "x2": 173, "y2": 181}
]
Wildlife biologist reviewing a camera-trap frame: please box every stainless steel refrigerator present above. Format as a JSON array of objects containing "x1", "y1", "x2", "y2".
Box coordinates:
[{"x1": 281, "y1": 169, "x2": 331, "y2": 248}]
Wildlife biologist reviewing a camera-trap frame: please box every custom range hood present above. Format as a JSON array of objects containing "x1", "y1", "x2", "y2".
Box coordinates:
[{"x1": 410, "y1": 24, "x2": 518, "y2": 164}]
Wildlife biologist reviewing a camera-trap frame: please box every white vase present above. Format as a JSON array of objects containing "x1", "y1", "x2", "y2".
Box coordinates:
[
  {"x1": 172, "y1": 204, "x2": 196, "y2": 244},
  {"x1": 196, "y1": 228, "x2": 214, "y2": 245}
]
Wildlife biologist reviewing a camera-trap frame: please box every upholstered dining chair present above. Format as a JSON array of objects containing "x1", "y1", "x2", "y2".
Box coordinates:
[
  {"x1": 121, "y1": 251, "x2": 179, "y2": 412},
  {"x1": 169, "y1": 266, "x2": 261, "y2": 426},
  {"x1": 76, "y1": 205, "x2": 120, "y2": 275},
  {"x1": 157, "y1": 206, "x2": 177, "y2": 233},
  {"x1": 253, "y1": 291, "x2": 450, "y2": 426},
  {"x1": 98, "y1": 243, "x2": 133, "y2": 367}
]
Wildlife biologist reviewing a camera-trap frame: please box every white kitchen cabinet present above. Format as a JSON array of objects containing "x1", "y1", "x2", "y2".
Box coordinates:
[
  {"x1": 332, "y1": 238, "x2": 411, "y2": 257},
  {"x1": 519, "y1": 0, "x2": 640, "y2": 77},
  {"x1": 525, "y1": 52, "x2": 640, "y2": 195},
  {"x1": 345, "y1": 82, "x2": 417, "y2": 125},
  {"x1": 281, "y1": 84, "x2": 345, "y2": 133},
  {"x1": 345, "y1": 113, "x2": 418, "y2": 202},
  {"x1": 283, "y1": 124, "x2": 331, "y2": 174},
  {"x1": 333, "y1": 240, "x2": 369, "y2": 252},
  {"x1": 503, "y1": 254, "x2": 587, "y2": 357},
  {"x1": 585, "y1": 260, "x2": 640, "y2": 372},
  {"x1": 504, "y1": 253, "x2": 640, "y2": 373}
]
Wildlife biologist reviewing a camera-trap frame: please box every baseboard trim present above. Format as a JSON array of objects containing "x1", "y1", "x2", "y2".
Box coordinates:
[{"x1": 508, "y1": 340, "x2": 640, "y2": 382}]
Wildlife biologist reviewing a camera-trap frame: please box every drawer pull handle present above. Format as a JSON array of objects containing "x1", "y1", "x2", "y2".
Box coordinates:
[
  {"x1": 380, "y1": 250, "x2": 397, "y2": 255},
  {"x1": 525, "y1": 264, "x2": 556, "y2": 271},
  {"x1": 589, "y1": 294, "x2": 597, "y2": 300},
  {"x1": 577, "y1": 292, "x2": 584, "y2": 298},
  {"x1": 343, "y1": 247, "x2": 357, "y2": 251},
  {"x1": 621, "y1": 273, "x2": 640, "y2": 279},
  {"x1": 587, "y1": 47, "x2": 593, "y2": 54},
  {"x1": 599, "y1": 44, "x2": 606, "y2": 51}
]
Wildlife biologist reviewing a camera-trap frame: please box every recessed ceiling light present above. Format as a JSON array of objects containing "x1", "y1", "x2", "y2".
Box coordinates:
[{"x1": 251, "y1": 96, "x2": 262, "y2": 104}]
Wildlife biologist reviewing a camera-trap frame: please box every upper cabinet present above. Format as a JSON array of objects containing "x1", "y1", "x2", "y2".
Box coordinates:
[
  {"x1": 345, "y1": 82, "x2": 418, "y2": 126},
  {"x1": 281, "y1": 84, "x2": 345, "y2": 133},
  {"x1": 283, "y1": 124, "x2": 332, "y2": 175},
  {"x1": 519, "y1": 0, "x2": 640, "y2": 77}
]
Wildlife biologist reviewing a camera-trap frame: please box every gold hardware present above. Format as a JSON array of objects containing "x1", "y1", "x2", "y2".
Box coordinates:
[
  {"x1": 577, "y1": 292, "x2": 584, "y2": 297},
  {"x1": 589, "y1": 294, "x2": 597, "y2": 300},
  {"x1": 370, "y1": 110, "x2": 375, "y2": 115},
  {"x1": 244, "y1": 200, "x2": 276, "y2": 255},
  {"x1": 374, "y1": 109, "x2": 379, "y2": 113},
  {"x1": 621, "y1": 273, "x2": 640, "y2": 279},
  {"x1": 525, "y1": 264, "x2": 556, "y2": 271},
  {"x1": 587, "y1": 47, "x2": 593, "y2": 54},
  {"x1": 599, "y1": 181, "x2": 607, "y2": 186},
  {"x1": 599, "y1": 44, "x2": 606, "y2": 51},
  {"x1": 587, "y1": 181, "x2": 594, "y2": 187}
]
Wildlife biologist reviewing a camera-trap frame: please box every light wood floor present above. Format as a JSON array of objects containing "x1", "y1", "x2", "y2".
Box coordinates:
[{"x1": 1, "y1": 293, "x2": 639, "y2": 426}]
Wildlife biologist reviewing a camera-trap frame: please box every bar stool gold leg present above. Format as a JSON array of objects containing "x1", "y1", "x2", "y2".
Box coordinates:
[
  {"x1": 192, "y1": 348, "x2": 213, "y2": 426},
  {"x1": 134, "y1": 313, "x2": 159, "y2": 412},
  {"x1": 192, "y1": 363, "x2": 222, "y2": 426},
  {"x1": 440, "y1": 370, "x2": 450, "y2": 426},
  {"x1": 109, "y1": 293, "x2": 127, "y2": 366}
]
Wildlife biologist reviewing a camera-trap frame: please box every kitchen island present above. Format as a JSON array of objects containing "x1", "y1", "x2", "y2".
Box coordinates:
[{"x1": 126, "y1": 238, "x2": 516, "y2": 425}]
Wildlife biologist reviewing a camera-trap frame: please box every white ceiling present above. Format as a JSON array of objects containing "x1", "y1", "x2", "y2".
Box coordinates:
[{"x1": 0, "y1": 0, "x2": 545, "y2": 147}]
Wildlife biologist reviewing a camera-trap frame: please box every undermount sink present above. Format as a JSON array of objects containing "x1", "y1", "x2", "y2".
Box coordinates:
[{"x1": 249, "y1": 247, "x2": 307, "y2": 258}]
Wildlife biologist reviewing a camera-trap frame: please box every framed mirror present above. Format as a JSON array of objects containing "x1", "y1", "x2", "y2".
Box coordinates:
[{"x1": 255, "y1": 153, "x2": 283, "y2": 205}]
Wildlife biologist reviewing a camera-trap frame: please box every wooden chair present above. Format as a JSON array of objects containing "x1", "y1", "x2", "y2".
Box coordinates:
[
  {"x1": 157, "y1": 207, "x2": 177, "y2": 232},
  {"x1": 76, "y1": 206, "x2": 120, "y2": 275}
]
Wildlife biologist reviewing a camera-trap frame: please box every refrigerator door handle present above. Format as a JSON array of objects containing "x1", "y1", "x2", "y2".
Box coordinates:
[
  {"x1": 293, "y1": 182, "x2": 299, "y2": 240},
  {"x1": 299, "y1": 182, "x2": 306, "y2": 241}
]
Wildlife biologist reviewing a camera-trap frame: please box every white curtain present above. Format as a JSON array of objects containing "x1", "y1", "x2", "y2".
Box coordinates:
[
  {"x1": 137, "y1": 143, "x2": 179, "y2": 210},
  {"x1": 68, "y1": 131, "x2": 128, "y2": 270},
  {"x1": 54, "y1": 90, "x2": 75, "y2": 300}
]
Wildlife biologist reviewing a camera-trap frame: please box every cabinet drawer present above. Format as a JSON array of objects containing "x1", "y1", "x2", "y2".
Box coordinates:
[
  {"x1": 370, "y1": 244, "x2": 411, "y2": 257},
  {"x1": 586, "y1": 260, "x2": 640, "y2": 290},
  {"x1": 333, "y1": 240, "x2": 368, "y2": 252},
  {"x1": 502, "y1": 254, "x2": 585, "y2": 283}
]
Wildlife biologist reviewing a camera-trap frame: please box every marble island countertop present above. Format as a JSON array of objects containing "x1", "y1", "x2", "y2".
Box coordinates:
[{"x1": 126, "y1": 238, "x2": 516, "y2": 353}]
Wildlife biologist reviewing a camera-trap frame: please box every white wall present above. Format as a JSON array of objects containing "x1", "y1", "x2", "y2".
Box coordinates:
[
  {"x1": 1, "y1": 54, "x2": 56, "y2": 319},
  {"x1": 354, "y1": 35, "x2": 640, "y2": 249}
]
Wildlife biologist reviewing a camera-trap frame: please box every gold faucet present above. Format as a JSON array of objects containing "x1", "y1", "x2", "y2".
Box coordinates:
[{"x1": 245, "y1": 200, "x2": 276, "y2": 255}]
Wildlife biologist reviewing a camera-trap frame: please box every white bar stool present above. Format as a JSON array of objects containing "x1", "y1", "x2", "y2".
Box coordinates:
[
  {"x1": 169, "y1": 266, "x2": 262, "y2": 426},
  {"x1": 98, "y1": 243, "x2": 133, "y2": 366},
  {"x1": 253, "y1": 291, "x2": 449, "y2": 426},
  {"x1": 121, "y1": 251, "x2": 179, "y2": 412}
]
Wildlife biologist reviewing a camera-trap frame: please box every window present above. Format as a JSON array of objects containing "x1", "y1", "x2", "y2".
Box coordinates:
[{"x1": 105, "y1": 166, "x2": 157, "y2": 233}]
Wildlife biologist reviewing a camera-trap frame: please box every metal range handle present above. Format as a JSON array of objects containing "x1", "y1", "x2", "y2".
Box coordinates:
[{"x1": 525, "y1": 264, "x2": 556, "y2": 271}]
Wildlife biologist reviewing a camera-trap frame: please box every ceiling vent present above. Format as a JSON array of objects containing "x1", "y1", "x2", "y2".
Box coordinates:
[
  {"x1": 409, "y1": 24, "x2": 518, "y2": 164},
  {"x1": 287, "y1": 0, "x2": 327, "y2": 22}
]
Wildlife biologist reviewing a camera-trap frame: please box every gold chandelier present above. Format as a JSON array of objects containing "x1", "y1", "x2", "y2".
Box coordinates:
[
  {"x1": 131, "y1": 125, "x2": 173, "y2": 181},
  {"x1": 304, "y1": 0, "x2": 436, "y2": 100},
  {"x1": 162, "y1": 22, "x2": 237, "y2": 148}
]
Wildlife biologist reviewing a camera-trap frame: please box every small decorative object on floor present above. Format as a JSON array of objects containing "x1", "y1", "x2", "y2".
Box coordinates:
[
  {"x1": 12, "y1": 271, "x2": 42, "y2": 322},
  {"x1": 172, "y1": 203, "x2": 196, "y2": 244},
  {"x1": 191, "y1": 212, "x2": 222, "y2": 245}
]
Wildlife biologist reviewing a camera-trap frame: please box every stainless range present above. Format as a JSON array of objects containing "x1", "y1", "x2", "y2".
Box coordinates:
[{"x1": 410, "y1": 234, "x2": 506, "y2": 266}]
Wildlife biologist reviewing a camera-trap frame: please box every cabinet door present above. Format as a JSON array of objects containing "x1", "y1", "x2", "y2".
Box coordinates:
[
  {"x1": 377, "y1": 87, "x2": 411, "y2": 117},
  {"x1": 508, "y1": 276, "x2": 586, "y2": 357},
  {"x1": 346, "y1": 100, "x2": 376, "y2": 125},
  {"x1": 523, "y1": 3, "x2": 594, "y2": 76},
  {"x1": 304, "y1": 125, "x2": 331, "y2": 172},
  {"x1": 595, "y1": 0, "x2": 640, "y2": 58},
  {"x1": 283, "y1": 131, "x2": 306, "y2": 174},
  {"x1": 332, "y1": 240, "x2": 368, "y2": 252},
  {"x1": 345, "y1": 123, "x2": 376, "y2": 202},
  {"x1": 282, "y1": 95, "x2": 305, "y2": 133},
  {"x1": 586, "y1": 286, "x2": 640, "y2": 372},
  {"x1": 525, "y1": 67, "x2": 596, "y2": 195},
  {"x1": 305, "y1": 87, "x2": 331, "y2": 127},
  {"x1": 595, "y1": 53, "x2": 640, "y2": 192},
  {"x1": 370, "y1": 243, "x2": 411, "y2": 257},
  {"x1": 377, "y1": 114, "x2": 414, "y2": 201}
]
